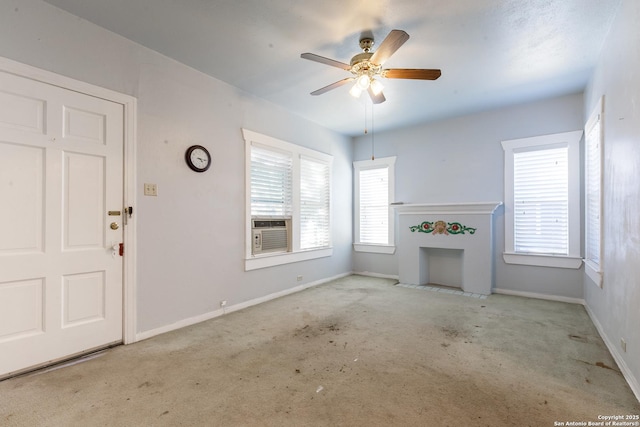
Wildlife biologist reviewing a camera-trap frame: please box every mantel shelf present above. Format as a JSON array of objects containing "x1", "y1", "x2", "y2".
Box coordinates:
[{"x1": 392, "y1": 201, "x2": 502, "y2": 215}]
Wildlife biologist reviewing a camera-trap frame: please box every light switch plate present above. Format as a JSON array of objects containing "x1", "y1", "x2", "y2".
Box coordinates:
[{"x1": 144, "y1": 183, "x2": 157, "y2": 196}]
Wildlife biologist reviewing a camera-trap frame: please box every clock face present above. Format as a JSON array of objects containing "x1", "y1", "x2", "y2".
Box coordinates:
[
  {"x1": 190, "y1": 149, "x2": 208, "y2": 168},
  {"x1": 185, "y1": 145, "x2": 211, "y2": 172}
]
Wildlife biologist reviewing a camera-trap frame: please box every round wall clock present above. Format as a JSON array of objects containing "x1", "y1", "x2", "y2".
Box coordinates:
[{"x1": 185, "y1": 145, "x2": 211, "y2": 172}]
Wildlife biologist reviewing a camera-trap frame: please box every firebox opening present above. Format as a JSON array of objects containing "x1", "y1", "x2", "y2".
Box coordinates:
[{"x1": 421, "y1": 248, "x2": 464, "y2": 288}]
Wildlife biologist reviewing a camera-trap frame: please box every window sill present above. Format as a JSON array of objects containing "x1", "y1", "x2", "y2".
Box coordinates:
[
  {"x1": 245, "y1": 247, "x2": 332, "y2": 271},
  {"x1": 503, "y1": 252, "x2": 583, "y2": 269},
  {"x1": 584, "y1": 260, "x2": 603, "y2": 288},
  {"x1": 353, "y1": 244, "x2": 396, "y2": 254}
]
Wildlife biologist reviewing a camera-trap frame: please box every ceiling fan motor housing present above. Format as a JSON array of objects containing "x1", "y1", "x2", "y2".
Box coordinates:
[
  {"x1": 359, "y1": 37, "x2": 374, "y2": 52},
  {"x1": 350, "y1": 52, "x2": 380, "y2": 77}
]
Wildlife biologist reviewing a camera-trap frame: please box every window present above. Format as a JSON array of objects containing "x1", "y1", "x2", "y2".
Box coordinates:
[
  {"x1": 243, "y1": 129, "x2": 332, "y2": 270},
  {"x1": 300, "y1": 156, "x2": 330, "y2": 250},
  {"x1": 513, "y1": 146, "x2": 569, "y2": 254},
  {"x1": 353, "y1": 156, "x2": 396, "y2": 254},
  {"x1": 250, "y1": 145, "x2": 292, "y2": 217},
  {"x1": 502, "y1": 131, "x2": 582, "y2": 269},
  {"x1": 585, "y1": 97, "x2": 604, "y2": 286}
]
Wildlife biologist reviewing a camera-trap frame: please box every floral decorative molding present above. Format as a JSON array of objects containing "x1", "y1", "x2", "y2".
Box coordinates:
[{"x1": 409, "y1": 220, "x2": 477, "y2": 235}]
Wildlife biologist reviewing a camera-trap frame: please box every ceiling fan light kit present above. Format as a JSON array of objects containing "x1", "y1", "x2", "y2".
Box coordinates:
[
  {"x1": 356, "y1": 74, "x2": 371, "y2": 90},
  {"x1": 301, "y1": 29, "x2": 441, "y2": 104},
  {"x1": 370, "y1": 79, "x2": 384, "y2": 96},
  {"x1": 349, "y1": 84, "x2": 363, "y2": 98}
]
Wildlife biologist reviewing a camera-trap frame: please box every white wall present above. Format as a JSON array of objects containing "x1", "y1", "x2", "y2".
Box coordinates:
[
  {"x1": 583, "y1": 0, "x2": 640, "y2": 400},
  {"x1": 0, "y1": 0, "x2": 353, "y2": 334},
  {"x1": 353, "y1": 93, "x2": 586, "y2": 299}
]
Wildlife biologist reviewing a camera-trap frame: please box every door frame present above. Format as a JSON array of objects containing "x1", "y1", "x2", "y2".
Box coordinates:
[{"x1": 0, "y1": 56, "x2": 138, "y2": 345}]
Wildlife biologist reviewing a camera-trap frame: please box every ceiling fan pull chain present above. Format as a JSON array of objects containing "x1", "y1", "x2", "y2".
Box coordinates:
[
  {"x1": 371, "y1": 104, "x2": 375, "y2": 161},
  {"x1": 364, "y1": 103, "x2": 368, "y2": 135}
]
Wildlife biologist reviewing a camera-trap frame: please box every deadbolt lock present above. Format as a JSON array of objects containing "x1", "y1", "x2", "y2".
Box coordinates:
[{"x1": 110, "y1": 222, "x2": 119, "y2": 230}]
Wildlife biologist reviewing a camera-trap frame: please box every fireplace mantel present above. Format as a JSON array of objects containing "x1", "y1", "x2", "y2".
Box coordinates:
[
  {"x1": 393, "y1": 202, "x2": 502, "y2": 215},
  {"x1": 394, "y1": 201, "x2": 502, "y2": 295}
]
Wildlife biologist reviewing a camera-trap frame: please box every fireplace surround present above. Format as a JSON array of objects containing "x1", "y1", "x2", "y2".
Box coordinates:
[{"x1": 394, "y1": 202, "x2": 502, "y2": 295}]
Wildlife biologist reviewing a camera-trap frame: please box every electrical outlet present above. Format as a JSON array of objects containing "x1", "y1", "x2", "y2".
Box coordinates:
[
  {"x1": 220, "y1": 300, "x2": 227, "y2": 308},
  {"x1": 297, "y1": 275, "x2": 303, "y2": 281},
  {"x1": 143, "y1": 183, "x2": 158, "y2": 196},
  {"x1": 621, "y1": 338, "x2": 627, "y2": 352}
]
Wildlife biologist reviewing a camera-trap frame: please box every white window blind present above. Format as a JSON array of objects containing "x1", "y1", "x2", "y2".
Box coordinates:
[
  {"x1": 250, "y1": 145, "x2": 292, "y2": 217},
  {"x1": 359, "y1": 166, "x2": 389, "y2": 244},
  {"x1": 300, "y1": 156, "x2": 330, "y2": 249},
  {"x1": 513, "y1": 146, "x2": 569, "y2": 255},
  {"x1": 585, "y1": 107, "x2": 602, "y2": 267}
]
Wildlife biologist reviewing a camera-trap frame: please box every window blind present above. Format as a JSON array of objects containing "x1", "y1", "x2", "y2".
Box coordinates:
[
  {"x1": 513, "y1": 146, "x2": 568, "y2": 255},
  {"x1": 300, "y1": 157, "x2": 330, "y2": 249},
  {"x1": 250, "y1": 145, "x2": 292, "y2": 217},
  {"x1": 359, "y1": 167, "x2": 389, "y2": 244},
  {"x1": 585, "y1": 116, "x2": 602, "y2": 266}
]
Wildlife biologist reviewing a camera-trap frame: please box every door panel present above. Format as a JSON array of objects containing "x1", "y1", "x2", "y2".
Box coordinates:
[
  {"x1": 64, "y1": 152, "x2": 105, "y2": 249},
  {"x1": 0, "y1": 89, "x2": 46, "y2": 134},
  {"x1": 63, "y1": 106, "x2": 106, "y2": 144},
  {"x1": 0, "y1": 143, "x2": 44, "y2": 253},
  {"x1": 0, "y1": 71, "x2": 124, "y2": 378},
  {"x1": 0, "y1": 278, "x2": 44, "y2": 341},
  {"x1": 62, "y1": 271, "x2": 106, "y2": 327}
]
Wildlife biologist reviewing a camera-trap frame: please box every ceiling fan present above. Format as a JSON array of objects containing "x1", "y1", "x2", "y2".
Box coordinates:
[{"x1": 301, "y1": 29, "x2": 441, "y2": 104}]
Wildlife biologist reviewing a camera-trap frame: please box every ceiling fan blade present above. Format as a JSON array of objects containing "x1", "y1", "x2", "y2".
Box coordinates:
[
  {"x1": 369, "y1": 30, "x2": 410, "y2": 65},
  {"x1": 310, "y1": 78, "x2": 354, "y2": 95},
  {"x1": 368, "y1": 87, "x2": 386, "y2": 104},
  {"x1": 382, "y1": 68, "x2": 442, "y2": 80},
  {"x1": 301, "y1": 53, "x2": 351, "y2": 70}
]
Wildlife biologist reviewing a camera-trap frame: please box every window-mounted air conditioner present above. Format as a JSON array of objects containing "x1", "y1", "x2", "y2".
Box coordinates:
[{"x1": 251, "y1": 218, "x2": 291, "y2": 255}]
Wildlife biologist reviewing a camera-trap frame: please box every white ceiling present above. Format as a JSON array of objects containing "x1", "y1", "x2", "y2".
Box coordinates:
[{"x1": 43, "y1": 0, "x2": 620, "y2": 136}]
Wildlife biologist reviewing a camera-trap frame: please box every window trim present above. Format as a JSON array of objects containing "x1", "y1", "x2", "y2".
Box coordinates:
[
  {"x1": 353, "y1": 156, "x2": 396, "y2": 254},
  {"x1": 584, "y1": 96, "x2": 604, "y2": 287},
  {"x1": 243, "y1": 129, "x2": 333, "y2": 270},
  {"x1": 501, "y1": 131, "x2": 583, "y2": 269}
]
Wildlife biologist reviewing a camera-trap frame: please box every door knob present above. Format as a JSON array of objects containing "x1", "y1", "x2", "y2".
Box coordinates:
[{"x1": 110, "y1": 222, "x2": 119, "y2": 230}]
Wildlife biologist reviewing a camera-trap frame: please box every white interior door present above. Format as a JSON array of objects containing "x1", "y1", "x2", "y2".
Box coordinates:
[{"x1": 0, "y1": 71, "x2": 124, "y2": 378}]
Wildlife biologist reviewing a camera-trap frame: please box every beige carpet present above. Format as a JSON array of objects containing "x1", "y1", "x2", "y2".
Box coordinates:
[{"x1": 1, "y1": 275, "x2": 638, "y2": 426}]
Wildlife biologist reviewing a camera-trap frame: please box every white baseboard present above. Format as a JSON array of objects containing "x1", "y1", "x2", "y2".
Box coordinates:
[
  {"x1": 135, "y1": 272, "x2": 351, "y2": 342},
  {"x1": 584, "y1": 304, "x2": 640, "y2": 403},
  {"x1": 493, "y1": 288, "x2": 585, "y2": 305},
  {"x1": 223, "y1": 272, "x2": 351, "y2": 315},
  {"x1": 136, "y1": 308, "x2": 224, "y2": 342},
  {"x1": 353, "y1": 271, "x2": 399, "y2": 281}
]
